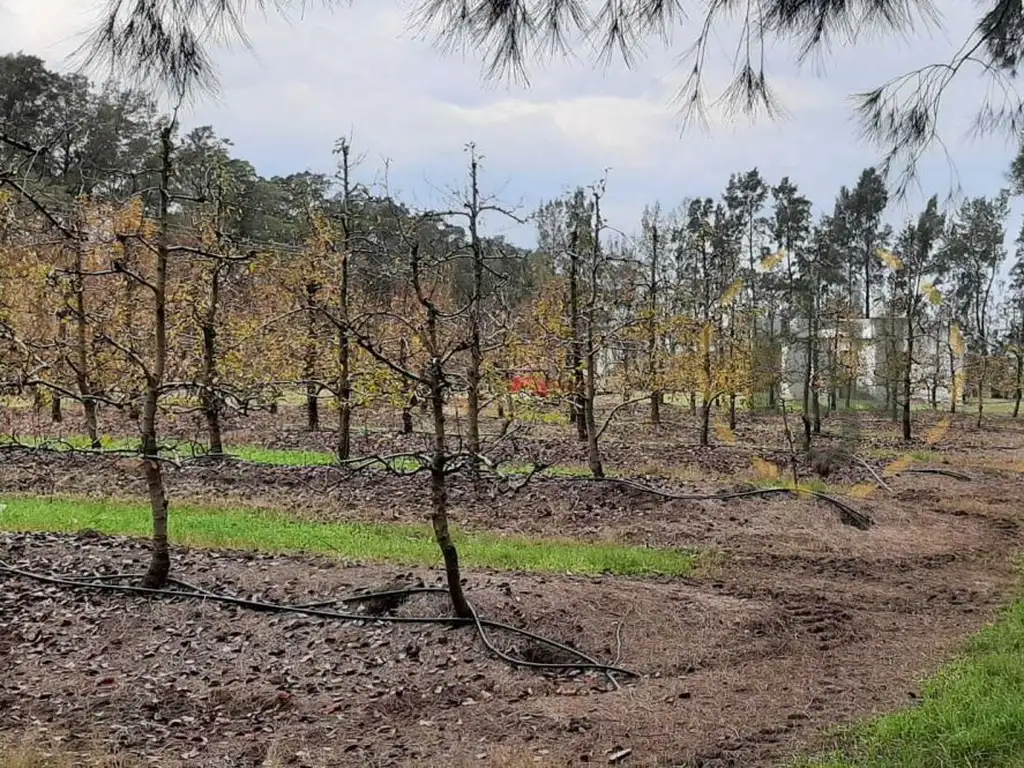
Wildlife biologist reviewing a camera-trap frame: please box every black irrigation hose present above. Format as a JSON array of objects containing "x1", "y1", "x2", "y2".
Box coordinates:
[
  {"x1": 561, "y1": 476, "x2": 874, "y2": 530},
  {"x1": 899, "y1": 468, "x2": 973, "y2": 481},
  {"x1": 294, "y1": 586, "x2": 451, "y2": 609},
  {"x1": 0, "y1": 559, "x2": 637, "y2": 687}
]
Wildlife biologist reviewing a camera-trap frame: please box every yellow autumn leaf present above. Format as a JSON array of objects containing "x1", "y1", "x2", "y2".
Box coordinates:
[
  {"x1": 921, "y1": 281, "x2": 943, "y2": 306},
  {"x1": 876, "y1": 248, "x2": 903, "y2": 271},
  {"x1": 722, "y1": 278, "x2": 745, "y2": 307},
  {"x1": 950, "y1": 323, "x2": 965, "y2": 357},
  {"x1": 760, "y1": 250, "x2": 785, "y2": 271}
]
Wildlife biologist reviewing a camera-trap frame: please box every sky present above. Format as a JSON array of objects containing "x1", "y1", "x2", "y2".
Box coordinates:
[{"x1": 1, "y1": 0, "x2": 1023, "y2": 255}]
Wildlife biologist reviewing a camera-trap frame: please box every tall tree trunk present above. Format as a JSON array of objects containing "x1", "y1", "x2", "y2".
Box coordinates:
[
  {"x1": 304, "y1": 282, "x2": 320, "y2": 431},
  {"x1": 863, "y1": 254, "x2": 871, "y2": 319},
  {"x1": 334, "y1": 142, "x2": 356, "y2": 462},
  {"x1": 569, "y1": 233, "x2": 587, "y2": 442},
  {"x1": 948, "y1": 344, "x2": 957, "y2": 413},
  {"x1": 337, "y1": 321, "x2": 351, "y2": 461},
  {"x1": 336, "y1": 278, "x2": 351, "y2": 460},
  {"x1": 83, "y1": 399, "x2": 99, "y2": 446},
  {"x1": 200, "y1": 324, "x2": 223, "y2": 455},
  {"x1": 811, "y1": 314, "x2": 821, "y2": 434},
  {"x1": 428, "y1": 354, "x2": 471, "y2": 619},
  {"x1": 572, "y1": 358, "x2": 586, "y2": 443},
  {"x1": 767, "y1": 315, "x2": 777, "y2": 409},
  {"x1": 584, "y1": 196, "x2": 604, "y2": 477},
  {"x1": 801, "y1": 412, "x2": 812, "y2": 452},
  {"x1": 700, "y1": 397, "x2": 713, "y2": 447},
  {"x1": 584, "y1": 329, "x2": 603, "y2": 478},
  {"x1": 977, "y1": 357, "x2": 988, "y2": 430},
  {"x1": 463, "y1": 149, "x2": 485, "y2": 471},
  {"x1": 1013, "y1": 352, "x2": 1022, "y2": 418},
  {"x1": 141, "y1": 123, "x2": 173, "y2": 590},
  {"x1": 71, "y1": 240, "x2": 100, "y2": 448},
  {"x1": 399, "y1": 338, "x2": 415, "y2": 435},
  {"x1": 50, "y1": 315, "x2": 65, "y2": 423},
  {"x1": 802, "y1": 321, "x2": 812, "y2": 430},
  {"x1": 410, "y1": 235, "x2": 472, "y2": 619},
  {"x1": 902, "y1": 324, "x2": 914, "y2": 441},
  {"x1": 200, "y1": 266, "x2": 223, "y2": 456},
  {"x1": 647, "y1": 220, "x2": 661, "y2": 425},
  {"x1": 700, "y1": 336, "x2": 713, "y2": 447}
]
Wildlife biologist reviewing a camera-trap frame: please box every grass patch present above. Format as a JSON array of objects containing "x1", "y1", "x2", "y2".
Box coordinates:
[
  {"x1": 0, "y1": 496, "x2": 696, "y2": 577},
  {"x1": 0, "y1": 434, "x2": 342, "y2": 467},
  {"x1": 796, "y1": 593, "x2": 1024, "y2": 768}
]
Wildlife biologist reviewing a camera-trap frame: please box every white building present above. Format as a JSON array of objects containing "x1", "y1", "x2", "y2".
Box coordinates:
[{"x1": 779, "y1": 317, "x2": 959, "y2": 405}]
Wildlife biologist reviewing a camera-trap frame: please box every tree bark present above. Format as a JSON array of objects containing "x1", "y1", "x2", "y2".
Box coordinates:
[
  {"x1": 567, "y1": 231, "x2": 587, "y2": 442},
  {"x1": 336, "y1": 286, "x2": 351, "y2": 460},
  {"x1": 399, "y1": 339, "x2": 415, "y2": 435},
  {"x1": 304, "y1": 282, "x2": 320, "y2": 432},
  {"x1": 199, "y1": 265, "x2": 224, "y2": 455},
  {"x1": 1013, "y1": 352, "x2": 1022, "y2": 418},
  {"x1": 647, "y1": 220, "x2": 661, "y2": 426},
  {"x1": 976, "y1": 357, "x2": 988, "y2": 430},
  {"x1": 699, "y1": 398, "x2": 712, "y2": 447},
  {"x1": 902, "y1": 326, "x2": 914, "y2": 441},
  {"x1": 428, "y1": 355, "x2": 471, "y2": 618},
  {"x1": 141, "y1": 123, "x2": 174, "y2": 590},
  {"x1": 700, "y1": 333, "x2": 713, "y2": 447},
  {"x1": 200, "y1": 324, "x2": 223, "y2": 455},
  {"x1": 584, "y1": 330, "x2": 603, "y2": 478}
]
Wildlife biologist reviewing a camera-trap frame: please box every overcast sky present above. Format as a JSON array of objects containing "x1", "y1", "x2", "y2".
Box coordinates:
[{"x1": 2, "y1": 0, "x2": 1022, "y2": 253}]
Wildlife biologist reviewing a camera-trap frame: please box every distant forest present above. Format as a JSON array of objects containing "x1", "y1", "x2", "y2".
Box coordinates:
[{"x1": 3, "y1": 50, "x2": 1024, "y2": 461}]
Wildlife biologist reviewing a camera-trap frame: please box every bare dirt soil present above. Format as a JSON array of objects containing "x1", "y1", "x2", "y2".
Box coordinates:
[{"x1": 2, "y1": 403, "x2": 1024, "y2": 766}]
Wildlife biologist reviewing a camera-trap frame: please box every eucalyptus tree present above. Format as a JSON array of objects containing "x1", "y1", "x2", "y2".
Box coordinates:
[
  {"x1": 673, "y1": 196, "x2": 741, "y2": 445},
  {"x1": 1006, "y1": 244, "x2": 1024, "y2": 417},
  {"x1": 885, "y1": 196, "x2": 945, "y2": 439},
  {"x1": 723, "y1": 169, "x2": 771, "y2": 406},
  {"x1": 535, "y1": 189, "x2": 593, "y2": 440},
  {"x1": 638, "y1": 202, "x2": 669, "y2": 424},
  {"x1": 770, "y1": 178, "x2": 812, "y2": 391},
  {"x1": 942, "y1": 191, "x2": 1011, "y2": 357},
  {"x1": 832, "y1": 168, "x2": 890, "y2": 319},
  {"x1": 940, "y1": 190, "x2": 1010, "y2": 423}
]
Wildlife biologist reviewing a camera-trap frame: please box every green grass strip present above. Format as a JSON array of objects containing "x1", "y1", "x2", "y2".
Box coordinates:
[
  {"x1": 0, "y1": 496, "x2": 696, "y2": 577},
  {"x1": 796, "y1": 596, "x2": 1024, "y2": 767}
]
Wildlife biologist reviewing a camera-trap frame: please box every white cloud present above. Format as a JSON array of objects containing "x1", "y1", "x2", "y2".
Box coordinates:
[{"x1": 0, "y1": 0, "x2": 1021, "y2": 245}]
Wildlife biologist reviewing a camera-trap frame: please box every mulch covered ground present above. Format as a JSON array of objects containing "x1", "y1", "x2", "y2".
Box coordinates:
[{"x1": 2, "y1": 405, "x2": 1023, "y2": 765}]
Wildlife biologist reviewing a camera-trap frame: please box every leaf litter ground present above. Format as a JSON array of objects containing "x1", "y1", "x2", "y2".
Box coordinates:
[{"x1": 1, "y1": 405, "x2": 1023, "y2": 765}]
